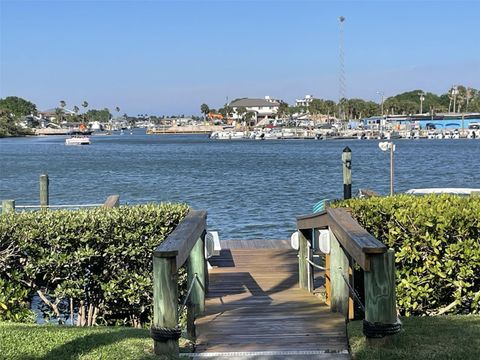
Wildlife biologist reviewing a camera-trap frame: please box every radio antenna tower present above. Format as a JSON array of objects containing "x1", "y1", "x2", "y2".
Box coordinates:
[{"x1": 338, "y1": 16, "x2": 346, "y2": 121}]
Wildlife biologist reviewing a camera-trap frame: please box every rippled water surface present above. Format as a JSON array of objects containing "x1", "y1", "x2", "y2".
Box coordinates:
[{"x1": 1, "y1": 131, "x2": 479, "y2": 239}]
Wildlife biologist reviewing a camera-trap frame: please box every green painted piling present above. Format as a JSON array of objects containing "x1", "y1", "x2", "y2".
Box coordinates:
[{"x1": 342, "y1": 147, "x2": 352, "y2": 199}]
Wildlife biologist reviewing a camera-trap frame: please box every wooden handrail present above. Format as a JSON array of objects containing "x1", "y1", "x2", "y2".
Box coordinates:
[
  {"x1": 152, "y1": 209, "x2": 207, "y2": 356},
  {"x1": 297, "y1": 207, "x2": 386, "y2": 270},
  {"x1": 296, "y1": 205, "x2": 400, "y2": 342},
  {"x1": 153, "y1": 209, "x2": 207, "y2": 270}
]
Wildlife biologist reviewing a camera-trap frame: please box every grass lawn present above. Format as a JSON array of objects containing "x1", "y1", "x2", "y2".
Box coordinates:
[
  {"x1": 348, "y1": 315, "x2": 480, "y2": 360},
  {"x1": 0, "y1": 322, "x2": 193, "y2": 360}
]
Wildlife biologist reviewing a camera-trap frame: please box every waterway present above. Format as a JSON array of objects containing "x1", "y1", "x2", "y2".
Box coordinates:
[{"x1": 1, "y1": 130, "x2": 479, "y2": 239}]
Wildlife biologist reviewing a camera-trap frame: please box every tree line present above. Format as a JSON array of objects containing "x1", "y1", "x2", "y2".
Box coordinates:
[
  {"x1": 201, "y1": 85, "x2": 480, "y2": 120},
  {"x1": 0, "y1": 97, "x2": 124, "y2": 137}
]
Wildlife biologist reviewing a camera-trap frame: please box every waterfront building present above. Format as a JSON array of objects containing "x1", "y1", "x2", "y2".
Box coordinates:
[
  {"x1": 229, "y1": 96, "x2": 281, "y2": 123},
  {"x1": 362, "y1": 113, "x2": 480, "y2": 130},
  {"x1": 39, "y1": 108, "x2": 76, "y2": 122},
  {"x1": 295, "y1": 95, "x2": 315, "y2": 107}
]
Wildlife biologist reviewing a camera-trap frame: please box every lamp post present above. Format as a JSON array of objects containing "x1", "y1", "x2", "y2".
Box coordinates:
[
  {"x1": 419, "y1": 92, "x2": 425, "y2": 114},
  {"x1": 377, "y1": 91, "x2": 385, "y2": 133},
  {"x1": 452, "y1": 86, "x2": 459, "y2": 113}
]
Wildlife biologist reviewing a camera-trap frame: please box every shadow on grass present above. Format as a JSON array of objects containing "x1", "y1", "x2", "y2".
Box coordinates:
[{"x1": 35, "y1": 328, "x2": 153, "y2": 360}]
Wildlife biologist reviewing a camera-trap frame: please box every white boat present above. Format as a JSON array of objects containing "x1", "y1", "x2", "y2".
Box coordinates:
[
  {"x1": 406, "y1": 188, "x2": 480, "y2": 195},
  {"x1": 65, "y1": 135, "x2": 91, "y2": 145},
  {"x1": 467, "y1": 122, "x2": 480, "y2": 139},
  {"x1": 264, "y1": 131, "x2": 280, "y2": 140},
  {"x1": 210, "y1": 131, "x2": 245, "y2": 140},
  {"x1": 90, "y1": 121, "x2": 103, "y2": 131}
]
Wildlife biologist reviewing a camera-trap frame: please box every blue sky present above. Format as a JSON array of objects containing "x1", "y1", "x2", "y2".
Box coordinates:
[{"x1": 1, "y1": 0, "x2": 479, "y2": 115}]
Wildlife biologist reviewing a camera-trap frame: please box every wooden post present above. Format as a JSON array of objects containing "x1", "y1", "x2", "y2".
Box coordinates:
[
  {"x1": 329, "y1": 230, "x2": 350, "y2": 316},
  {"x1": 152, "y1": 255, "x2": 179, "y2": 356},
  {"x1": 103, "y1": 195, "x2": 120, "y2": 208},
  {"x1": 40, "y1": 174, "x2": 49, "y2": 208},
  {"x1": 364, "y1": 249, "x2": 399, "y2": 344},
  {"x1": 342, "y1": 147, "x2": 352, "y2": 199},
  {"x1": 325, "y1": 254, "x2": 331, "y2": 306},
  {"x1": 2, "y1": 200, "x2": 15, "y2": 214},
  {"x1": 298, "y1": 230, "x2": 313, "y2": 291},
  {"x1": 186, "y1": 237, "x2": 206, "y2": 338},
  {"x1": 348, "y1": 257, "x2": 355, "y2": 320}
]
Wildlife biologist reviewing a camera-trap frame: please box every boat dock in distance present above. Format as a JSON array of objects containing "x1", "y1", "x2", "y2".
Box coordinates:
[{"x1": 147, "y1": 115, "x2": 480, "y2": 140}]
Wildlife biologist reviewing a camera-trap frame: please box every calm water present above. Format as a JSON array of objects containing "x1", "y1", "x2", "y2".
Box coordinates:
[{"x1": 1, "y1": 130, "x2": 479, "y2": 239}]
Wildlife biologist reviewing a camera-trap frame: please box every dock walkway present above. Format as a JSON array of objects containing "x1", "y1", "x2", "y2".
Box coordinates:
[{"x1": 188, "y1": 240, "x2": 349, "y2": 359}]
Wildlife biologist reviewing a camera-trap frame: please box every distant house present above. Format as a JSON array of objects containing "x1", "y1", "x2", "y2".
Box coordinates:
[
  {"x1": 39, "y1": 108, "x2": 76, "y2": 122},
  {"x1": 229, "y1": 96, "x2": 280, "y2": 123},
  {"x1": 295, "y1": 95, "x2": 315, "y2": 107}
]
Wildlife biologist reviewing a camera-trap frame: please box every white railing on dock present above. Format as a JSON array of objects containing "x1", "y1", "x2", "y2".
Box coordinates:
[
  {"x1": 14, "y1": 204, "x2": 104, "y2": 209},
  {"x1": 2, "y1": 190, "x2": 120, "y2": 214}
]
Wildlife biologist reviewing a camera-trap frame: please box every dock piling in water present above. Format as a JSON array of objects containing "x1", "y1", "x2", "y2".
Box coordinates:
[
  {"x1": 342, "y1": 147, "x2": 352, "y2": 199},
  {"x1": 40, "y1": 174, "x2": 49, "y2": 208},
  {"x1": 2, "y1": 200, "x2": 15, "y2": 214}
]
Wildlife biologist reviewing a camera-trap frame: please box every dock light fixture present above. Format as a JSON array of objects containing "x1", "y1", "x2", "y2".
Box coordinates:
[{"x1": 379, "y1": 141, "x2": 396, "y2": 195}]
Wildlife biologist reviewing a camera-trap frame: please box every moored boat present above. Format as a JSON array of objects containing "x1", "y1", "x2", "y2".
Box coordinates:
[{"x1": 65, "y1": 135, "x2": 91, "y2": 145}]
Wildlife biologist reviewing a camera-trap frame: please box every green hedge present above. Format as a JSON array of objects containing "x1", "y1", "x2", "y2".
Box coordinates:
[
  {"x1": 0, "y1": 204, "x2": 189, "y2": 326},
  {"x1": 335, "y1": 195, "x2": 480, "y2": 316}
]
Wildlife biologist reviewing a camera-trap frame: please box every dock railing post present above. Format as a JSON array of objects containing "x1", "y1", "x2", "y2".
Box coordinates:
[
  {"x1": 186, "y1": 234, "x2": 206, "y2": 338},
  {"x1": 152, "y1": 255, "x2": 179, "y2": 356},
  {"x1": 2, "y1": 200, "x2": 15, "y2": 214},
  {"x1": 342, "y1": 147, "x2": 352, "y2": 199},
  {"x1": 329, "y1": 230, "x2": 350, "y2": 316},
  {"x1": 40, "y1": 174, "x2": 49, "y2": 208},
  {"x1": 363, "y1": 249, "x2": 401, "y2": 345}
]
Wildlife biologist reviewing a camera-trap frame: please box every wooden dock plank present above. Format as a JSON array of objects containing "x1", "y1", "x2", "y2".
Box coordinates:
[{"x1": 194, "y1": 242, "x2": 348, "y2": 355}]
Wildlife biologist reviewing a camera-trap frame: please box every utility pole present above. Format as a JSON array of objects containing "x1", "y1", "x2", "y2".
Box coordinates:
[
  {"x1": 466, "y1": 87, "x2": 471, "y2": 111},
  {"x1": 338, "y1": 16, "x2": 346, "y2": 123}
]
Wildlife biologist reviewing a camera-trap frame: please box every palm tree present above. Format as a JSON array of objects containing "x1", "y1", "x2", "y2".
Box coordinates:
[
  {"x1": 245, "y1": 111, "x2": 255, "y2": 127},
  {"x1": 54, "y1": 107, "x2": 62, "y2": 124},
  {"x1": 81, "y1": 101, "x2": 88, "y2": 124},
  {"x1": 73, "y1": 106, "x2": 80, "y2": 122},
  {"x1": 236, "y1": 106, "x2": 247, "y2": 128},
  {"x1": 224, "y1": 105, "x2": 233, "y2": 122},
  {"x1": 200, "y1": 103, "x2": 210, "y2": 121},
  {"x1": 59, "y1": 100, "x2": 66, "y2": 123}
]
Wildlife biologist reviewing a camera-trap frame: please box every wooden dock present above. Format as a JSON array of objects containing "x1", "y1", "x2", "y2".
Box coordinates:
[{"x1": 191, "y1": 240, "x2": 349, "y2": 359}]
